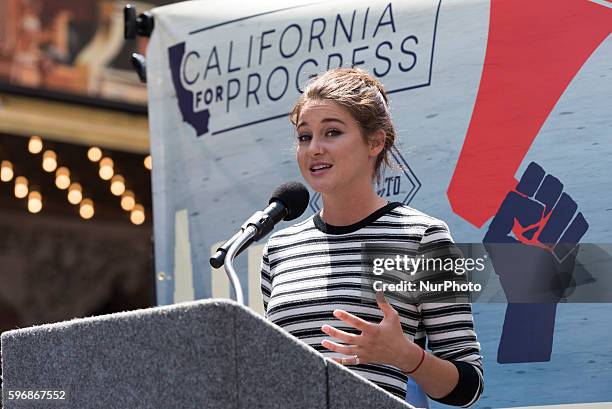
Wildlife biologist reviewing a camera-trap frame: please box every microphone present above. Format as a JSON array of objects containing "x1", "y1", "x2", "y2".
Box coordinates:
[{"x1": 209, "y1": 182, "x2": 309, "y2": 268}]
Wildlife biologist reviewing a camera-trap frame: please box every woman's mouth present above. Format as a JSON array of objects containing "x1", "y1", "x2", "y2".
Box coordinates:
[{"x1": 310, "y1": 163, "x2": 333, "y2": 175}]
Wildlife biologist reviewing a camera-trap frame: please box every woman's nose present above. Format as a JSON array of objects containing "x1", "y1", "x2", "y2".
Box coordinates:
[{"x1": 308, "y1": 135, "x2": 324, "y2": 156}]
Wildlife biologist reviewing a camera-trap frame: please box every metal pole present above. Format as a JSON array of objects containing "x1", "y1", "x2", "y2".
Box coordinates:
[{"x1": 223, "y1": 226, "x2": 257, "y2": 305}]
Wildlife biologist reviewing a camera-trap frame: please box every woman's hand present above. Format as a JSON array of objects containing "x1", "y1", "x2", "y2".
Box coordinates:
[{"x1": 320, "y1": 291, "x2": 421, "y2": 370}]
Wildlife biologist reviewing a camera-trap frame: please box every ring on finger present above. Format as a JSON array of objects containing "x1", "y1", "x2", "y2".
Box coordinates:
[{"x1": 354, "y1": 355, "x2": 360, "y2": 365}]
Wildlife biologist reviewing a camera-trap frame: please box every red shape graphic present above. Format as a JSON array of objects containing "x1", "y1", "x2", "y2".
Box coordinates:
[{"x1": 447, "y1": 0, "x2": 611, "y2": 228}]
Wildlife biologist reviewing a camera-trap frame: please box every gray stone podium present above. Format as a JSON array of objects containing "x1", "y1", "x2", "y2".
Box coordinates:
[{"x1": 1, "y1": 299, "x2": 413, "y2": 409}]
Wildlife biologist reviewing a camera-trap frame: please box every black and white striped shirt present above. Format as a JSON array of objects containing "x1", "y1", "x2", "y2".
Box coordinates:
[{"x1": 260, "y1": 202, "x2": 484, "y2": 406}]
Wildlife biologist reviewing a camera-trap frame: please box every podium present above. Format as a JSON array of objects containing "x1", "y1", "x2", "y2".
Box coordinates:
[{"x1": 1, "y1": 299, "x2": 413, "y2": 408}]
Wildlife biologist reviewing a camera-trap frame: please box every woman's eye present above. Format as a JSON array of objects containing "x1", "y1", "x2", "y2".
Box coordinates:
[
  {"x1": 297, "y1": 134, "x2": 312, "y2": 142},
  {"x1": 325, "y1": 129, "x2": 341, "y2": 137}
]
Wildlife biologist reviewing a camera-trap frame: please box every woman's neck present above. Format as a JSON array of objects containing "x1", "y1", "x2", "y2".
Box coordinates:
[{"x1": 320, "y1": 188, "x2": 388, "y2": 226}]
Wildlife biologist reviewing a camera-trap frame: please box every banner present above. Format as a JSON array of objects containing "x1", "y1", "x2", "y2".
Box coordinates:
[{"x1": 146, "y1": 0, "x2": 612, "y2": 407}]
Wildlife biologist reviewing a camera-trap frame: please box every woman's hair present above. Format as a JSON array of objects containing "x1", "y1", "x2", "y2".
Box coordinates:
[{"x1": 289, "y1": 67, "x2": 397, "y2": 183}]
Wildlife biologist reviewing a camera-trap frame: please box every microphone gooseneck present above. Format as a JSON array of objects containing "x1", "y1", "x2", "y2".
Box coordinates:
[
  {"x1": 214, "y1": 182, "x2": 310, "y2": 304},
  {"x1": 209, "y1": 182, "x2": 310, "y2": 269}
]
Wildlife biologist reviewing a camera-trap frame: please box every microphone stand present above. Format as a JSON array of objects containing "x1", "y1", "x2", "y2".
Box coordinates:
[
  {"x1": 210, "y1": 208, "x2": 275, "y2": 268},
  {"x1": 223, "y1": 227, "x2": 255, "y2": 305},
  {"x1": 211, "y1": 182, "x2": 309, "y2": 305},
  {"x1": 216, "y1": 205, "x2": 288, "y2": 305},
  {"x1": 221, "y1": 211, "x2": 268, "y2": 305}
]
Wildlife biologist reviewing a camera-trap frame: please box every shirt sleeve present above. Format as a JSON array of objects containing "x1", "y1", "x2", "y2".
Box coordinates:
[
  {"x1": 260, "y1": 242, "x2": 272, "y2": 317},
  {"x1": 417, "y1": 221, "x2": 484, "y2": 407}
]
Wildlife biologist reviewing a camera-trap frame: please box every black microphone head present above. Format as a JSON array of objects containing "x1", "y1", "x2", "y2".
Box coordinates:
[{"x1": 269, "y1": 182, "x2": 310, "y2": 221}]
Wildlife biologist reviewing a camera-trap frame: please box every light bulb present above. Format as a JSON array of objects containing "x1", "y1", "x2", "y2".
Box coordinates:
[
  {"x1": 55, "y1": 167, "x2": 71, "y2": 190},
  {"x1": 28, "y1": 191, "x2": 42, "y2": 213},
  {"x1": 42, "y1": 150, "x2": 57, "y2": 172},
  {"x1": 144, "y1": 155, "x2": 152, "y2": 170},
  {"x1": 110, "y1": 174, "x2": 125, "y2": 196},
  {"x1": 67, "y1": 183, "x2": 83, "y2": 204},
  {"x1": 130, "y1": 204, "x2": 145, "y2": 225},
  {"x1": 1, "y1": 160, "x2": 13, "y2": 182},
  {"x1": 121, "y1": 190, "x2": 135, "y2": 211},
  {"x1": 28, "y1": 136, "x2": 43, "y2": 154},
  {"x1": 79, "y1": 198, "x2": 94, "y2": 219},
  {"x1": 87, "y1": 147, "x2": 102, "y2": 162},
  {"x1": 99, "y1": 157, "x2": 114, "y2": 180},
  {"x1": 14, "y1": 176, "x2": 28, "y2": 198}
]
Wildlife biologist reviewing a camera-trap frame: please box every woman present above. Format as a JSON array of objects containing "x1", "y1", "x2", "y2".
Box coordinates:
[{"x1": 260, "y1": 68, "x2": 483, "y2": 407}]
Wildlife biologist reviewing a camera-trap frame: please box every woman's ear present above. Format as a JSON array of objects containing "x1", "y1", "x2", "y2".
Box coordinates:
[{"x1": 369, "y1": 129, "x2": 386, "y2": 157}]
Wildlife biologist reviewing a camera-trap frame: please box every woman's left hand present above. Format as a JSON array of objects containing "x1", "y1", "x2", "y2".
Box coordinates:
[{"x1": 320, "y1": 291, "x2": 418, "y2": 368}]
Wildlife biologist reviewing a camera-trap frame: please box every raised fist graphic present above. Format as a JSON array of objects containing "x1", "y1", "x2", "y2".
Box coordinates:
[{"x1": 483, "y1": 162, "x2": 589, "y2": 363}]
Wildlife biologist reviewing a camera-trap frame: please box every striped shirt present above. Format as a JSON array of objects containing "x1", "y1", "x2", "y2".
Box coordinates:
[{"x1": 260, "y1": 202, "x2": 484, "y2": 406}]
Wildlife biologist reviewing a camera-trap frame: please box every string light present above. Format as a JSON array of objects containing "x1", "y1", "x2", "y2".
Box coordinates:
[
  {"x1": 28, "y1": 136, "x2": 43, "y2": 154},
  {"x1": 110, "y1": 174, "x2": 125, "y2": 196},
  {"x1": 99, "y1": 157, "x2": 114, "y2": 180},
  {"x1": 55, "y1": 167, "x2": 71, "y2": 190},
  {"x1": 67, "y1": 183, "x2": 83, "y2": 205},
  {"x1": 42, "y1": 150, "x2": 57, "y2": 172},
  {"x1": 79, "y1": 198, "x2": 94, "y2": 219},
  {"x1": 121, "y1": 190, "x2": 135, "y2": 211},
  {"x1": 144, "y1": 155, "x2": 152, "y2": 170},
  {"x1": 14, "y1": 176, "x2": 28, "y2": 198},
  {"x1": 130, "y1": 204, "x2": 145, "y2": 225},
  {"x1": 1, "y1": 160, "x2": 13, "y2": 182},
  {"x1": 87, "y1": 147, "x2": 102, "y2": 162},
  {"x1": 27, "y1": 191, "x2": 42, "y2": 213},
  {"x1": 6, "y1": 143, "x2": 143, "y2": 222}
]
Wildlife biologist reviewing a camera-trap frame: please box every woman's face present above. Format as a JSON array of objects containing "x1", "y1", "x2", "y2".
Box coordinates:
[{"x1": 295, "y1": 99, "x2": 381, "y2": 196}]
